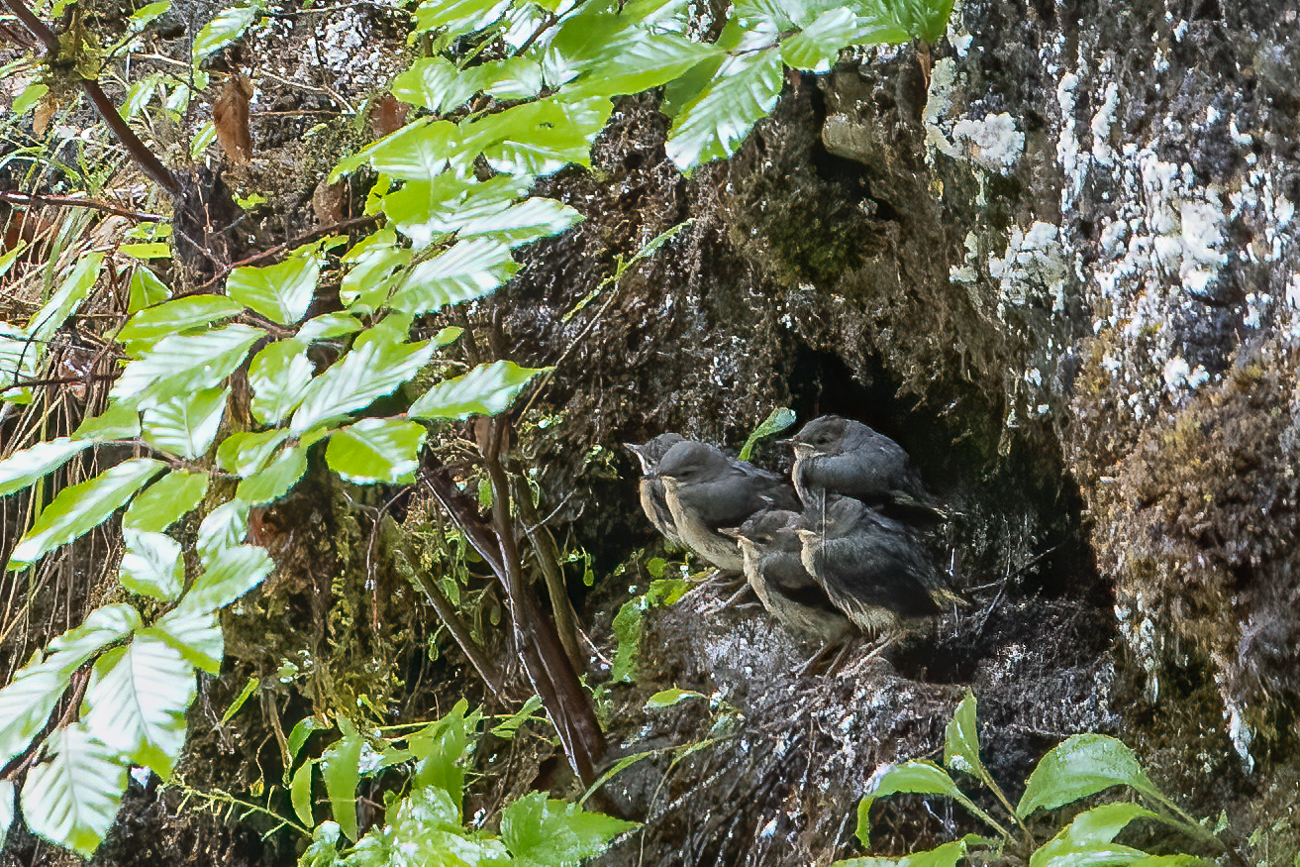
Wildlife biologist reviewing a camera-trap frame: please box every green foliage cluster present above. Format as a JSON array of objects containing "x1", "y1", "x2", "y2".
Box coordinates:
[
  {"x1": 834, "y1": 693, "x2": 1219, "y2": 867},
  {"x1": 0, "y1": 0, "x2": 958, "y2": 857},
  {"x1": 287, "y1": 701, "x2": 634, "y2": 866}
]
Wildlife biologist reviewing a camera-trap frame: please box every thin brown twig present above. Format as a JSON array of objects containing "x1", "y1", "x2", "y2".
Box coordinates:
[{"x1": 0, "y1": 191, "x2": 166, "y2": 223}]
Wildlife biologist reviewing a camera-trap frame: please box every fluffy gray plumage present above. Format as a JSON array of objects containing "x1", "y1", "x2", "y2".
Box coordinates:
[
  {"x1": 655, "y1": 440, "x2": 799, "y2": 572},
  {"x1": 796, "y1": 496, "x2": 939, "y2": 638},
  {"x1": 788, "y1": 415, "x2": 940, "y2": 515},
  {"x1": 732, "y1": 509, "x2": 853, "y2": 644},
  {"x1": 625, "y1": 434, "x2": 689, "y2": 548}
]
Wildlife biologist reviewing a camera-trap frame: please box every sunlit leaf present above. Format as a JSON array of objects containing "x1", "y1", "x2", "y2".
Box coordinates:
[
  {"x1": 340, "y1": 230, "x2": 411, "y2": 312},
  {"x1": 321, "y1": 716, "x2": 363, "y2": 841},
  {"x1": 412, "y1": 0, "x2": 512, "y2": 37},
  {"x1": 118, "y1": 528, "x2": 184, "y2": 600},
  {"x1": 644, "y1": 688, "x2": 705, "y2": 709},
  {"x1": 666, "y1": 35, "x2": 784, "y2": 172},
  {"x1": 391, "y1": 57, "x2": 482, "y2": 113},
  {"x1": 196, "y1": 499, "x2": 250, "y2": 565},
  {"x1": 110, "y1": 324, "x2": 264, "y2": 409},
  {"x1": 944, "y1": 690, "x2": 987, "y2": 780},
  {"x1": 249, "y1": 339, "x2": 313, "y2": 426},
  {"x1": 178, "y1": 544, "x2": 273, "y2": 615},
  {"x1": 1017, "y1": 734, "x2": 1164, "y2": 818},
  {"x1": 1029, "y1": 802, "x2": 1160, "y2": 867},
  {"x1": 0, "y1": 780, "x2": 14, "y2": 851},
  {"x1": 21, "y1": 723, "x2": 127, "y2": 857},
  {"x1": 141, "y1": 386, "x2": 229, "y2": 459},
  {"x1": 82, "y1": 633, "x2": 196, "y2": 778},
  {"x1": 7, "y1": 459, "x2": 165, "y2": 570},
  {"x1": 28, "y1": 253, "x2": 103, "y2": 344},
  {"x1": 291, "y1": 760, "x2": 314, "y2": 827},
  {"x1": 193, "y1": 4, "x2": 260, "y2": 64},
  {"x1": 127, "y1": 265, "x2": 170, "y2": 313},
  {"x1": 389, "y1": 238, "x2": 518, "y2": 314},
  {"x1": 325, "y1": 419, "x2": 425, "y2": 485},
  {"x1": 298, "y1": 312, "x2": 363, "y2": 343},
  {"x1": 73, "y1": 402, "x2": 141, "y2": 442},
  {"x1": 572, "y1": 35, "x2": 719, "y2": 98},
  {"x1": 0, "y1": 438, "x2": 89, "y2": 497},
  {"x1": 364, "y1": 120, "x2": 464, "y2": 181},
  {"x1": 780, "y1": 8, "x2": 877, "y2": 72},
  {"x1": 148, "y1": 608, "x2": 224, "y2": 674},
  {"x1": 382, "y1": 173, "x2": 529, "y2": 250},
  {"x1": 116, "y1": 295, "x2": 243, "y2": 350},
  {"x1": 123, "y1": 470, "x2": 210, "y2": 534},
  {"x1": 289, "y1": 329, "x2": 434, "y2": 434},
  {"x1": 501, "y1": 792, "x2": 637, "y2": 865},
  {"x1": 408, "y1": 360, "x2": 545, "y2": 420},
  {"x1": 228, "y1": 254, "x2": 320, "y2": 325},
  {"x1": 216, "y1": 429, "x2": 291, "y2": 477},
  {"x1": 235, "y1": 443, "x2": 307, "y2": 504}
]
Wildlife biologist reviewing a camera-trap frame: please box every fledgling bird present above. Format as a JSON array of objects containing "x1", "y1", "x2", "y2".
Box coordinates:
[
  {"x1": 728, "y1": 509, "x2": 853, "y2": 645},
  {"x1": 787, "y1": 415, "x2": 942, "y2": 517},
  {"x1": 625, "y1": 433, "x2": 689, "y2": 548},
  {"x1": 654, "y1": 440, "x2": 800, "y2": 573},
  {"x1": 795, "y1": 496, "x2": 940, "y2": 639}
]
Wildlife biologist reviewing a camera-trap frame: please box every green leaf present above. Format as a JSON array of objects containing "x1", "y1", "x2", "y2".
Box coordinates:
[
  {"x1": 0, "y1": 780, "x2": 14, "y2": 851},
  {"x1": 236, "y1": 443, "x2": 308, "y2": 504},
  {"x1": 944, "y1": 690, "x2": 986, "y2": 779},
  {"x1": 118, "y1": 529, "x2": 185, "y2": 600},
  {"x1": 288, "y1": 716, "x2": 325, "y2": 761},
  {"x1": 339, "y1": 230, "x2": 411, "y2": 312},
  {"x1": 228, "y1": 254, "x2": 320, "y2": 325},
  {"x1": 780, "y1": 8, "x2": 876, "y2": 72},
  {"x1": 289, "y1": 330, "x2": 434, "y2": 435},
  {"x1": 363, "y1": 120, "x2": 463, "y2": 181},
  {"x1": 111, "y1": 324, "x2": 264, "y2": 409},
  {"x1": 469, "y1": 96, "x2": 613, "y2": 177},
  {"x1": 389, "y1": 238, "x2": 518, "y2": 313},
  {"x1": 196, "y1": 499, "x2": 250, "y2": 564},
  {"x1": 247, "y1": 339, "x2": 312, "y2": 426},
  {"x1": 46, "y1": 604, "x2": 143, "y2": 669},
  {"x1": 1017, "y1": 734, "x2": 1163, "y2": 819},
  {"x1": 412, "y1": 0, "x2": 511, "y2": 37},
  {"x1": 738, "y1": 406, "x2": 795, "y2": 461},
  {"x1": 482, "y1": 56, "x2": 545, "y2": 100},
  {"x1": 645, "y1": 688, "x2": 705, "y2": 709},
  {"x1": 141, "y1": 386, "x2": 229, "y2": 459},
  {"x1": 321, "y1": 717, "x2": 363, "y2": 841},
  {"x1": 298, "y1": 312, "x2": 363, "y2": 344},
  {"x1": 221, "y1": 677, "x2": 258, "y2": 723},
  {"x1": 408, "y1": 701, "x2": 472, "y2": 806},
  {"x1": 326, "y1": 419, "x2": 425, "y2": 485},
  {"x1": 382, "y1": 173, "x2": 528, "y2": 249},
  {"x1": 1030, "y1": 803, "x2": 1160, "y2": 867},
  {"x1": 127, "y1": 265, "x2": 170, "y2": 313},
  {"x1": 148, "y1": 608, "x2": 224, "y2": 674},
  {"x1": 835, "y1": 839, "x2": 969, "y2": 867},
  {"x1": 408, "y1": 360, "x2": 544, "y2": 419},
  {"x1": 0, "y1": 437, "x2": 90, "y2": 496},
  {"x1": 193, "y1": 4, "x2": 260, "y2": 64},
  {"x1": 73, "y1": 402, "x2": 141, "y2": 442},
  {"x1": 666, "y1": 37, "x2": 784, "y2": 171},
  {"x1": 501, "y1": 792, "x2": 637, "y2": 866},
  {"x1": 28, "y1": 253, "x2": 103, "y2": 344},
  {"x1": 452, "y1": 197, "x2": 582, "y2": 249},
  {"x1": 116, "y1": 294, "x2": 243, "y2": 349},
  {"x1": 856, "y1": 761, "x2": 976, "y2": 848},
  {"x1": 216, "y1": 429, "x2": 291, "y2": 476},
  {"x1": 178, "y1": 544, "x2": 273, "y2": 615},
  {"x1": 21, "y1": 723, "x2": 127, "y2": 857},
  {"x1": 11, "y1": 82, "x2": 47, "y2": 117},
  {"x1": 391, "y1": 57, "x2": 483, "y2": 113},
  {"x1": 609, "y1": 598, "x2": 645, "y2": 684},
  {"x1": 490, "y1": 695, "x2": 543, "y2": 740},
  {"x1": 291, "y1": 759, "x2": 314, "y2": 827},
  {"x1": 123, "y1": 470, "x2": 210, "y2": 533},
  {"x1": 82, "y1": 633, "x2": 196, "y2": 778},
  {"x1": 573, "y1": 35, "x2": 719, "y2": 99},
  {"x1": 7, "y1": 459, "x2": 165, "y2": 570}
]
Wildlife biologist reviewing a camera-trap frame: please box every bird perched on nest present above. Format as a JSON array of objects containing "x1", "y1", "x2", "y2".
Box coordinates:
[
  {"x1": 625, "y1": 433, "x2": 688, "y2": 548},
  {"x1": 726, "y1": 509, "x2": 853, "y2": 645},
  {"x1": 653, "y1": 440, "x2": 800, "y2": 573},
  {"x1": 786, "y1": 415, "x2": 943, "y2": 518},
  {"x1": 794, "y1": 496, "x2": 941, "y2": 640}
]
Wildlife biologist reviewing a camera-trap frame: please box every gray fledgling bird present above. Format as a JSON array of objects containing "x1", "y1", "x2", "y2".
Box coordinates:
[
  {"x1": 787, "y1": 415, "x2": 942, "y2": 516},
  {"x1": 625, "y1": 434, "x2": 688, "y2": 548},
  {"x1": 729, "y1": 509, "x2": 853, "y2": 644},
  {"x1": 654, "y1": 440, "x2": 800, "y2": 573},
  {"x1": 795, "y1": 496, "x2": 940, "y2": 639}
]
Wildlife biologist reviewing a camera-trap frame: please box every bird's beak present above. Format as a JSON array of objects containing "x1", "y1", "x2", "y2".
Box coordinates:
[
  {"x1": 718, "y1": 526, "x2": 742, "y2": 539},
  {"x1": 788, "y1": 442, "x2": 815, "y2": 458},
  {"x1": 794, "y1": 528, "x2": 817, "y2": 545}
]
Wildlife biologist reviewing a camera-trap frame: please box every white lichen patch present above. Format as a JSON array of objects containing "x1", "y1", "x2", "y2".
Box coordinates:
[
  {"x1": 922, "y1": 56, "x2": 961, "y2": 163},
  {"x1": 987, "y1": 221, "x2": 1069, "y2": 314},
  {"x1": 951, "y1": 112, "x2": 1024, "y2": 174}
]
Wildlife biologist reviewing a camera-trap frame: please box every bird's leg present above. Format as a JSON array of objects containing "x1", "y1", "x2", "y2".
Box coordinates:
[
  {"x1": 823, "y1": 636, "x2": 863, "y2": 677},
  {"x1": 796, "y1": 639, "x2": 843, "y2": 677},
  {"x1": 720, "y1": 579, "x2": 757, "y2": 609}
]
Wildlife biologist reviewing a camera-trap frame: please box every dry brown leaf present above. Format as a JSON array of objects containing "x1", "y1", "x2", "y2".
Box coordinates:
[
  {"x1": 312, "y1": 177, "x2": 347, "y2": 226},
  {"x1": 213, "y1": 72, "x2": 254, "y2": 164},
  {"x1": 370, "y1": 94, "x2": 409, "y2": 138}
]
